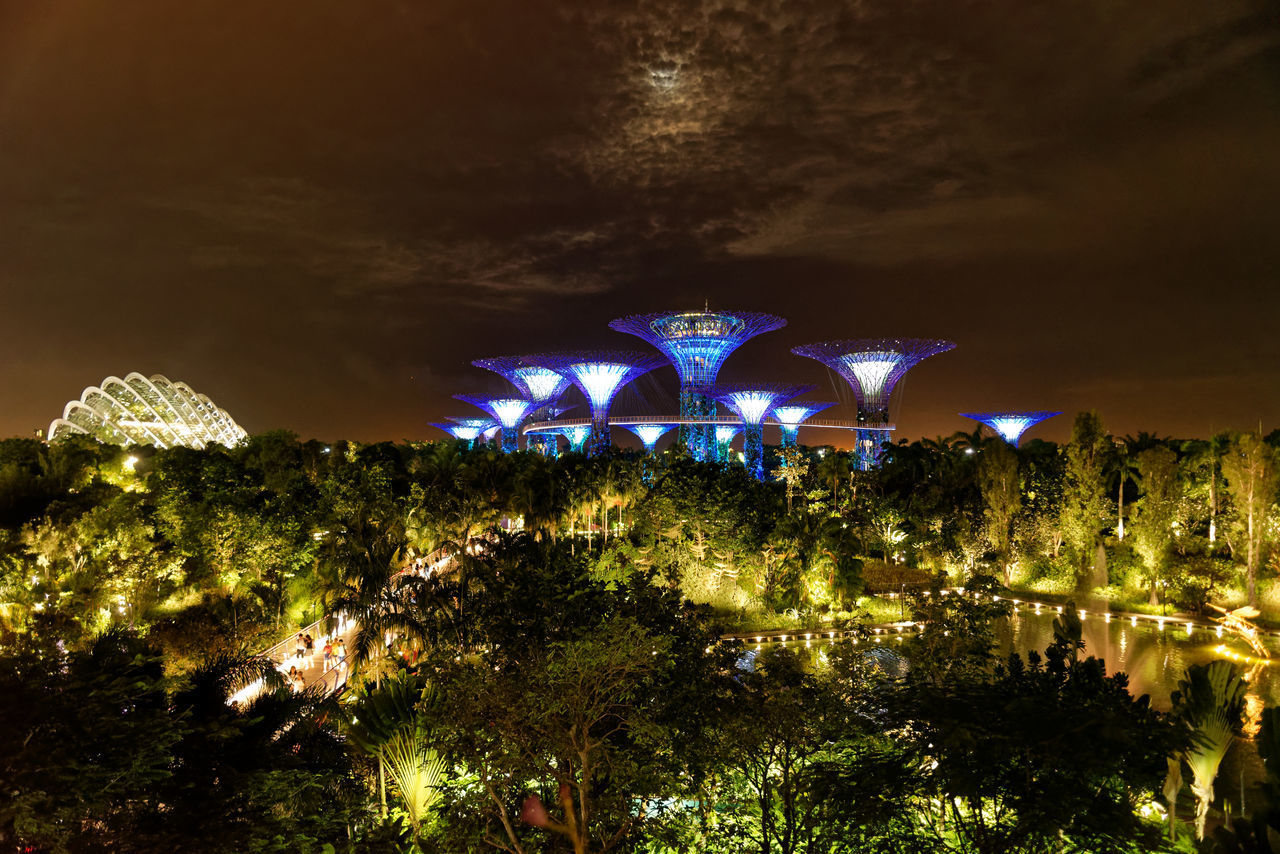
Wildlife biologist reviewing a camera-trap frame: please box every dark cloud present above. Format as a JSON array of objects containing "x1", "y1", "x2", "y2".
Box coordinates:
[{"x1": 1, "y1": 0, "x2": 1278, "y2": 442}]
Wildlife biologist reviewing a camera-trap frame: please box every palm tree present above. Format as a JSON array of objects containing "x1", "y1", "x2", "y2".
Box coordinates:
[
  {"x1": 346, "y1": 670, "x2": 447, "y2": 838},
  {"x1": 1170, "y1": 660, "x2": 1248, "y2": 840},
  {"x1": 1106, "y1": 440, "x2": 1140, "y2": 541}
]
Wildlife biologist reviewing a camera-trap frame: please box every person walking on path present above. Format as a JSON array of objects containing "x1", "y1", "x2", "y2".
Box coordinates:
[
  {"x1": 295, "y1": 633, "x2": 305, "y2": 662},
  {"x1": 322, "y1": 638, "x2": 333, "y2": 671},
  {"x1": 303, "y1": 633, "x2": 314, "y2": 662}
]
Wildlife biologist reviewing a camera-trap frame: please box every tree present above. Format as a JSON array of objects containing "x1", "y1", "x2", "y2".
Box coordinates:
[
  {"x1": 1221, "y1": 432, "x2": 1277, "y2": 606},
  {"x1": 900, "y1": 607, "x2": 1184, "y2": 854},
  {"x1": 1169, "y1": 660, "x2": 1248, "y2": 840},
  {"x1": 347, "y1": 670, "x2": 448, "y2": 843},
  {"x1": 976, "y1": 441, "x2": 1021, "y2": 585},
  {"x1": 1130, "y1": 445, "x2": 1180, "y2": 606},
  {"x1": 1061, "y1": 411, "x2": 1110, "y2": 590},
  {"x1": 776, "y1": 445, "x2": 809, "y2": 515}
]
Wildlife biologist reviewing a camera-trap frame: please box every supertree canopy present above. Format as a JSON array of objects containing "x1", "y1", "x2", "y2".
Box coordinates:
[
  {"x1": 609, "y1": 309, "x2": 786, "y2": 460},
  {"x1": 472, "y1": 356, "x2": 571, "y2": 405},
  {"x1": 962, "y1": 411, "x2": 1061, "y2": 446},
  {"x1": 454, "y1": 394, "x2": 533, "y2": 453},
  {"x1": 621, "y1": 423, "x2": 676, "y2": 453},
  {"x1": 714, "y1": 424, "x2": 743, "y2": 462},
  {"x1": 772, "y1": 401, "x2": 836, "y2": 447},
  {"x1": 524, "y1": 351, "x2": 667, "y2": 456},
  {"x1": 431, "y1": 419, "x2": 493, "y2": 448},
  {"x1": 711, "y1": 383, "x2": 814, "y2": 479},
  {"x1": 560, "y1": 424, "x2": 590, "y2": 453},
  {"x1": 792, "y1": 338, "x2": 955, "y2": 469}
]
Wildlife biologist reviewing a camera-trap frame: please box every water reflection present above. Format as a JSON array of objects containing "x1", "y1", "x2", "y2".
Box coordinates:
[{"x1": 997, "y1": 609, "x2": 1279, "y2": 712}]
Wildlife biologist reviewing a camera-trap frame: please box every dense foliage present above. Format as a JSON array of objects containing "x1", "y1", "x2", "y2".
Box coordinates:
[{"x1": 3, "y1": 417, "x2": 1280, "y2": 851}]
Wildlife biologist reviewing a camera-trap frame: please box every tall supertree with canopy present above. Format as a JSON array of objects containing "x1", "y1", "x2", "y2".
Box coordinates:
[
  {"x1": 962, "y1": 411, "x2": 1060, "y2": 446},
  {"x1": 609, "y1": 309, "x2": 786, "y2": 460},
  {"x1": 454, "y1": 394, "x2": 534, "y2": 453},
  {"x1": 772, "y1": 401, "x2": 836, "y2": 448},
  {"x1": 792, "y1": 338, "x2": 955, "y2": 469},
  {"x1": 524, "y1": 351, "x2": 667, "y2": 456},
  {"x1": 621, "y1": 423, "x2": 676, "y2": 454},
  {"x1": 430, "y1": 417, "x2": 494, "y2": 449},
  {"x1": 472, "y1": 356, "x2": 571, "y2": 407},
  {"x1": 714, "y1": 424, "x2": 743, "y2": 462},
  {"x1": 560, "y1": 424, "x2": 590, "y2": 454},
  {"x1": 711, "y1": 383, "x2": 814, "y2": 479},
  {"x1": 473, "y1": 356, "x2": 571, "y2": 456}
]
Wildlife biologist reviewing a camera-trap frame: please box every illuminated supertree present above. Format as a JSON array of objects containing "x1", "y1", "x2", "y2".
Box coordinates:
[
  {"x1": 560, "y1": 424, "x2": 590, "y2": 454},
  {"x1": 711, "y1": 384, "x2": 814, "y2": 479},
  {"x1": 792, "y1": 338, "x2": 955, "y2": 469},
  {"x1": 481, "y1": 423, "x2": 501, "y2": 447},
  {"x1": 714, "y1": 424, "x2": 743, "y2": 462},
  {"x1": 524, "y1": 351, "x2": 667, "y2": 456},
  {"x1": 772, "y1": 401, "x2": 836, "y2": 448},
  {"x1": 609, "y1": 310, "x2": 786, "y2": 460},
  {"x1": 472, "y1": 356, "x2": 570, "y2": 405},
  {"x1": 961, "y1": 411, "x2": 1060, "y2": 446},
  {"x1": 621, "y1": 423, "x2": 676, "y2": 454},
  {"x1": 430, "y1": 417, "x2": 494, "y2": 449},
  {"x1": 454, "y1": 394, "x2": 534, "y2": 453},
  {"x1": 527, "y1": 404, "x2": 574, "y2": 457}
]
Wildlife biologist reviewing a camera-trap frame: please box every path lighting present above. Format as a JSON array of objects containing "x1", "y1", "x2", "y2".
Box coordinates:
[
  {"x1": 1105, "y1": 613, "x2": 1112, "y2": 622},
  {"x1": 1080, "y1": 609, "x2": 1087, "y2": 619},
  {"x1": 1132, "y1": 616, "x2": 1139, "y2": 626}
]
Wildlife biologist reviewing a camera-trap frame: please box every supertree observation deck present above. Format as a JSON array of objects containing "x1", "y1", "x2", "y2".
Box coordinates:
[
  {"x1": 621, "y1": 423, "x2": 676, "y2": 454},
  {"x1": 431, "y1": 417, "x2": 495, "y2": 449},
  {"x1": 711, "y1": 383, "x2": 814, "y2": 479},
  {"x1": 524, "y1": 351, "x2": 668, "y2": 456},
  {"x1": 962, "y1": 411, "x2": 1060, "y2": 446},
  {"x1": 609, "y1": 310, "x2": 786, "y2": 461},
  {"x1": 454, "y1": 394, "x2": 534, "y2": 453},
  {"x1": 772, "y1": 401, "x2": 836, "y2": 448},
  {"x1": 792, "y1": 338, "x2": 955, "y2": 469}
]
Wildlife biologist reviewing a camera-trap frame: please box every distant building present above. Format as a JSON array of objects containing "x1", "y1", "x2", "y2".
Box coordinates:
[{"x1": 48, "y1": 372, "x2": 247, "y2": 449}]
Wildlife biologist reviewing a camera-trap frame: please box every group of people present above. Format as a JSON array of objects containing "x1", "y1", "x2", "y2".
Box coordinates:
[{"x1": 282, "y1": 631, "x2": 348, "y2": 693}]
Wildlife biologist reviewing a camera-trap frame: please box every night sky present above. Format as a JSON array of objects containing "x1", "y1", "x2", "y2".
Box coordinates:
[{"x1": 4, "y1": 0, "x2": 1280, "y2": 447}]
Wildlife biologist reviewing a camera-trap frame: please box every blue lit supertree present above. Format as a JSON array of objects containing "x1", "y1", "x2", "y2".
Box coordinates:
[
  {"x1": 710, "y1": 383, "x2": 814, "y2": 479},
  {"x1": 609, "y1": 309, "x2": 786, "y2": 460},
  {"x1": 526, "y1": 404, "x2": 574, "y2": 457},
  {"x1": 560, "y1": 424, "x2": 591, "y2": 454},
  {"x1": 472, "y1": 356, "x2": 570, "y2": 406},
  {"x1": 621, "y1": 423, "x2": 676, "y2": 454},
  {"x1": 792, "y1": 338, "x2": 955, "y2": 470},
  {"x1": 772, "y1": 401, "x2": 835, "y2": 448},
  {"x1": 714, "y1": 424, "x2": 743, "y2": 462},
  {"x1": 430, "y1": 417, "x2": 495, "y2": 449},
  {"x1": 454, "y1": 394, "x2": 534, "y2": 453},
  {"x1": 961, "y1": 411, "x2": 1060, "y2": 446},
  {"x1": 524, "y1": 351, "x2": 667, "y2": 456}
]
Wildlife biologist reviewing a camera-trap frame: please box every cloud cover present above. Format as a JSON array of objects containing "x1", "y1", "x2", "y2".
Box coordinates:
[{"x1": 1, "y1": 0, "x2": 1278, "y2": 441}]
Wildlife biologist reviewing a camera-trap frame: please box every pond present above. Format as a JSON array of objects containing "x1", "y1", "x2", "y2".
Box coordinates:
[{"x1": 995, "y1": 604, "x2": 1280, "y2": 714}]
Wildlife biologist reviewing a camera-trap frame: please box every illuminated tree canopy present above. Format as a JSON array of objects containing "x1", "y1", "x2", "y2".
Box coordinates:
[
  {"x1": 472, "y1": 356, "x2": 571, "y2": 404},
  {"x1": 791, "y1": 338, "x2": 955, "y2": 424},
  {"x1": 962, "y1": 411, "x2": 1061, "y2": 446}
]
